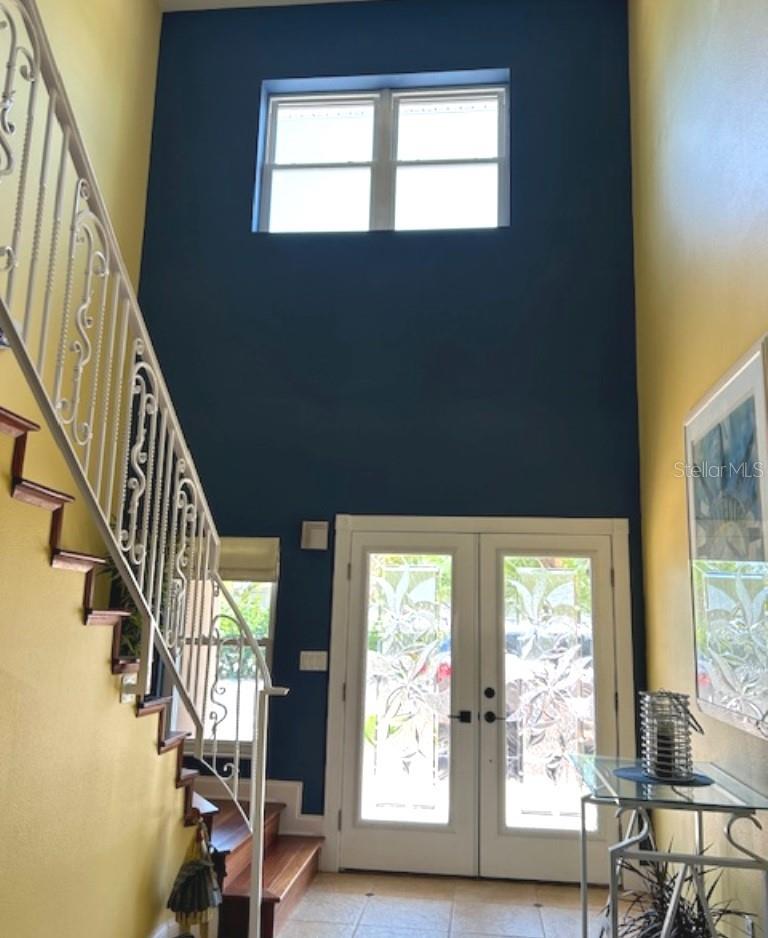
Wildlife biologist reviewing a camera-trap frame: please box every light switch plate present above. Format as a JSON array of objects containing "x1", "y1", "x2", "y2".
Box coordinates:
[
  {"x1": 300, "y1": 650, "x2": 328, "y2": 672},
  {"x1": 120, "y1": 673, "x2": 138, "y2": 704}
]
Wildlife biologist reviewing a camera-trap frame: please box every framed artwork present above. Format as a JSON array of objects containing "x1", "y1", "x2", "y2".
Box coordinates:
[{"x1": 684, "y1": 338, "x2": 768, "y2": 738}]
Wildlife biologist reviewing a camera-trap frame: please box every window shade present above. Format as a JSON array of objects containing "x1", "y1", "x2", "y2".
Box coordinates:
[{"x1": 219, "y1": 537, "x2": 280, "y2": 583}]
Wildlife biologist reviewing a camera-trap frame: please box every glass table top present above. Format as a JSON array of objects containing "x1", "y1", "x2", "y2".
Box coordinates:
[{"x1": 570, "y1": 755, "x2": 768, "y2": 812}]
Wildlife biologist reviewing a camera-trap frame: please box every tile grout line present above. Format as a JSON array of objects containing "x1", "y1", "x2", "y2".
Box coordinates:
[{"x1": 352, "y1": 891, "x2": 369, "y2": 935}]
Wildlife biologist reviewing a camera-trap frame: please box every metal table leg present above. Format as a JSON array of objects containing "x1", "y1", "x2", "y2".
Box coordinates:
[
  {"x1": 581, "y1": 795, "x2": 590, "y2": 938},
  {"x1": 608, "y1": 808, "x2": 652, "y2": 938}
]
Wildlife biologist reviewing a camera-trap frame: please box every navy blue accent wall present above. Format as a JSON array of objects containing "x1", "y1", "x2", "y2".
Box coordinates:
[{"x1": 140, "y1": 0, "x2": 640, "y2": 815}]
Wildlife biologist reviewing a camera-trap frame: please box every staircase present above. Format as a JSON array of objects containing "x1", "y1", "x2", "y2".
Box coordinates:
[
  {"x1": 211, "y1": 801, "x2": 324, "y2": 938},
  {"x1": 0, "y1": 2, "x2": 302, "y2": 934},
  {"x1": 1, "y1": 389, "x2": 325, "y2": 936},
  {"x1": 0, "y1": 404, "x2": 201, "y2": 826}
]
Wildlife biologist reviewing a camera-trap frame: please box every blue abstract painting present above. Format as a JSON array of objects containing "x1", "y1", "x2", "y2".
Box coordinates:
[{"x1": 691, "y1": 395, "x2": 763, "y2": 561}]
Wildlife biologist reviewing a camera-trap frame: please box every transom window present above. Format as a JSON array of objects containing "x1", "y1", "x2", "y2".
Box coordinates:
[{"x1": 259, "y1": 85, "x2": 509, "y2": 234}]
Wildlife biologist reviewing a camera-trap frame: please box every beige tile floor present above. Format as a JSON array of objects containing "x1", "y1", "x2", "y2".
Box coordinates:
[{"x1": 283, "y1": 873, "x2": 614, "y2": 938}]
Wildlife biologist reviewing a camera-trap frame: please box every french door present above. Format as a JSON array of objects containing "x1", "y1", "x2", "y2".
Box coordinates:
[{"x1": 332, "y1": 519, "x2": 633, "y2": 882}]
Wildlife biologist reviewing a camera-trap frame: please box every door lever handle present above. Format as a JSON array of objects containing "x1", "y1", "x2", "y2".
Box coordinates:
[
  {"x1": 449, "y1": 710, "x2": 473, "y2": 724},
  {"x1": 484, "y1": 711, "x2": 507, "y2": 724}
]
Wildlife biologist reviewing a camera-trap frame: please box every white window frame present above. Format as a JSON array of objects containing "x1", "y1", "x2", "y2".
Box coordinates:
[{"x1": 258, "y1": 84, "x2": 510, "y2": 233}]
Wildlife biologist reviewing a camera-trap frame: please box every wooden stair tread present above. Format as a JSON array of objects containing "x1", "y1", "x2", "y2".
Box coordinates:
[
  {"x1": 225, "y1": 835, "x2": 324, "y2": 900},
  {"x1": 210, "y1": 800, "x2": 285, "y2": 852},
  {"x1": 158, "y1": 731, "x2": 188, "y2": 754},
  {"x1": 13, "y1": 478, "x2": 74, "y2": 510},
  {"x1": 51, "y1": 547, "x2": 106, "y2": 572},
  {"x1": 193, "y1": 793, "x2": 219, "y2": 818},
  {"x1": 85, "y1": 608, "x2": 131, "y2": 627},
  {"x1": 210, "y1": 800, "x2": 251, "y2": 853},
  {"x1": 178, "y1": 767, "x2": 199, "y2": 787},
  {"x1": 137, "y1": 696, "x2": 172, "y2": 717},
  {"x1": 0, "y1": 407, "x2": 39, "y2": 437}
]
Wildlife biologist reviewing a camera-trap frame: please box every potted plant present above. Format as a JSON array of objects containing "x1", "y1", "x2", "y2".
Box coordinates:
[{"x1": 618, "y1": 854, "x2": 747, "y2": 937}]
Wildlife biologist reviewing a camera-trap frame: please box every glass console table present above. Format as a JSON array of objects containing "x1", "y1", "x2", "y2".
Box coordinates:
[{"x1": 571, "y1": 755, "x2": 768, "y2": 938}]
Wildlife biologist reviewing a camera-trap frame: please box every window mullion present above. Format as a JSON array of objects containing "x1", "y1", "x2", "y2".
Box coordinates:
[
  {"x1": 371, "y1": 90, "x2": 395, "y2": 230},
  {"x1": 498, "y1": 88, "x2": 510, "y2": 227}
]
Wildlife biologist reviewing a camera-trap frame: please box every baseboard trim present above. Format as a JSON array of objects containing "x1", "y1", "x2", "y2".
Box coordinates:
[
  {"x1": 265, "y1": 779, "x2": 325, "y2": 837},
  {"x1": 193, "y1": 776, "x2": 325, "y2": 839}
]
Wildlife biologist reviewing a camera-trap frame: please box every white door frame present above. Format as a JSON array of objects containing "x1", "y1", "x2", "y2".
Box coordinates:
[
  {"x1": 339, "y1": 531, "x2": 479, "y2": 874},
  {"x1": 321, "y1": 515, "x2": 636, "y2": 875}
]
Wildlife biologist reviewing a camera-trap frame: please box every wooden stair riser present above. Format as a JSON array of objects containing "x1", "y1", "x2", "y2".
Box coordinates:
[
  {"x1": 219, "y1": 895, "x2": 249, "y2": 938},
  {"x1": 264, "y1": 802, "x2": 281, "y2": 854},
  {"x1": 222, "y1": 816, "x2": 282, "y2": 889},
  {"x1": 269, "y1": 848, "x2": 320, "y2": 934},
  {"x1": 12, "y1": 430, "x2": 27, "y2": 480},
  {"x1": 223, "y1": 838, "x2": 253, "y2": 888}
]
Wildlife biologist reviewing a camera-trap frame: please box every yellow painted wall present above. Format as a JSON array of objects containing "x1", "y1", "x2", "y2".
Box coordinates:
[
  {"x1": 35, "y1": 0, "x2": 162, "y2": 286},
  {"x1": 630, "y1": 0, "x2": 768, "y2": 922},
  {"x1": 0, "y1": 2, "x2": 195, "y2": 936}
]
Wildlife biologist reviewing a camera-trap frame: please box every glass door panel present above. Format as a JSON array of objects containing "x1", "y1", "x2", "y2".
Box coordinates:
[
  {"x1": 479, "y1": 534, "x2": 617, "y2": 882},
  {"x1": 361, "y1": 553, "x2": 453, "y2": 824},
  {"x1": 340, "y1": 532, "x2": 478, "y2": 876},
  {"x1": 502, "y1": 556, "x2": 596, "y2": 832}
]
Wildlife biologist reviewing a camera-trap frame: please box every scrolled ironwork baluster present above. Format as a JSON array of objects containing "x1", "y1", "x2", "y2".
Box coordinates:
[
  {"x1": 22, "y1": 87, "x2": 54, "y2": 341},
  {"x1": 93, "y1": 275, "x2": 121, "y2": 504},
  {"x1": 55, "y1": 181, "x2": 111, "y2": 450},
  {"x1": 0, "y1": 1, "x2": 39, "y2": 184},
  {"x1": 36, "y1": 122, "x2": 68, "y2": 372},
  {"x1": 0, "y1": 2, "x2": 41, "y2": 306}
]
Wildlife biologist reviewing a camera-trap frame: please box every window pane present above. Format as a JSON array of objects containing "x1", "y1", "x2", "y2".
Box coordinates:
[
  {"x1": 221, "y1": 580, "x2": 273, "y2": 640},
  {"x1": 502, "y1": 556, "x2": 596, "y2": 832},
  {"x1": 273, "y1": 101, "x2": 375, "y2": 165},
  {"x1": 269, "y1": 167, "x2": 371, "y2": 233},
  {"x1": 397, "y1": 96, "x2": 500, "y2": 161},
  {"x1": 361, "y1": 553, "x2": 453, "y2": 824},
  {"x1": 199, "y1": 580, "x2": 273, "y2": 743},
  {"x1": 395, "y1": 164, "x2": 498, "y2": 231}
]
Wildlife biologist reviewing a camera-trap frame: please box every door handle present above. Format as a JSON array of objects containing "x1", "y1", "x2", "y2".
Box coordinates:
[
  {"x1": 484, "y1": 711, "x2": 507, "y2": 724},
  {"x1": 449, "y1": 710, "x2": 473, "y2": 724}
]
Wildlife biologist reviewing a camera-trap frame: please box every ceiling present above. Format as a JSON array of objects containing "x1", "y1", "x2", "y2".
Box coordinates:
[{"x1": 160, "y1": 0, "x2": 374, "y2": 11}]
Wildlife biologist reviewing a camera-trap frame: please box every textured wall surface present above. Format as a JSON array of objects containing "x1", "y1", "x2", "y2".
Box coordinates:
[{"x1": 630, "y1": 0, "x2": 768, "y2": 921}]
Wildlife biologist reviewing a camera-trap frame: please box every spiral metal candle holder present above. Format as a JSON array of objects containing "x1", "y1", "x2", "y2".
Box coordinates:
[{"x1": 640, "y1": 691, "x2": 703, "y2": 781}]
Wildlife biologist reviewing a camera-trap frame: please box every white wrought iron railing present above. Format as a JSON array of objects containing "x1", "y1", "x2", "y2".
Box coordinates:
[{"x1": 0, "y1": 3, "x2": 285, "y2": 934}]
